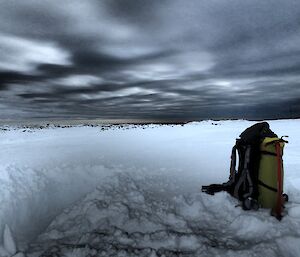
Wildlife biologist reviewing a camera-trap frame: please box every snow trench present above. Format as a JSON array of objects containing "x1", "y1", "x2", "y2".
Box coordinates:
[
  {"x1": 26, "y1": 172, "x2": 300, "y2": 257},
  {"x1": 0, "y1": 162, "x2": 114, "y2": 245}
]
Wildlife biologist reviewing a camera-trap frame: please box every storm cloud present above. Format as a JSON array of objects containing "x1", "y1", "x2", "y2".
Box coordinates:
[{"x1": 0, "y1": 0, "x2": 300, "y2": 121}]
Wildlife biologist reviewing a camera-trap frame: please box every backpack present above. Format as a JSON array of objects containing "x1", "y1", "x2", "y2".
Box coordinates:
[{"x1": 202, "y1": 122, "x2": 288, "y2": 220}]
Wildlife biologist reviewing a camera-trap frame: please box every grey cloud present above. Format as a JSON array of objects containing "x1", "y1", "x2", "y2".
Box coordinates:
[{"x1": 0, "y1": 0, "x2": 300, "y2": 121}]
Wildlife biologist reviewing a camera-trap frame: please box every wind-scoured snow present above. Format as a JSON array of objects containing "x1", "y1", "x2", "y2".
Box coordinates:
[{"x1": 0, "y1": 120, "x2": 300, "y2": 256}]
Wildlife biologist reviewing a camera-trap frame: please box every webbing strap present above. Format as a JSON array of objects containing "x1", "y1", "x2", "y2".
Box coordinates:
[
  {"x1": 261, "y1": 150, "x2": 277, "y2": 157},
  {"x1": 243, "y1": 170, "x2": 253, "y2": 199},
  {"x1": 258, "y1": 180, "x2": 277, "y2": 192}
]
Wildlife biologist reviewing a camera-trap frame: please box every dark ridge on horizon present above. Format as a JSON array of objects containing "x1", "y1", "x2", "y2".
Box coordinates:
[{"x1": 1, "y1": 116, "x2": 299, "y2": 127}]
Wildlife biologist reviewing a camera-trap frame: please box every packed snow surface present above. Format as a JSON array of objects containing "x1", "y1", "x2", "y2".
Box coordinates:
[{"x1": 0, "y1": 120, "x2": 300, "y2": 256}]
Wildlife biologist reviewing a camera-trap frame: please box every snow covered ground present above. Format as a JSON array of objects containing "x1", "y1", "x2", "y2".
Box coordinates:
[{"x1": 0, "y1": 120, "x2": 300, "y2": 257}]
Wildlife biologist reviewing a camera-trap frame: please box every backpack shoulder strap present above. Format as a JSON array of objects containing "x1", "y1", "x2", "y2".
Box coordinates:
[
  {"x1": 202, "y1": 142, "x2": 238, "y2": 195},
  {"x1": 233, "y1": 145, "x2": 253, "y2": 199}
]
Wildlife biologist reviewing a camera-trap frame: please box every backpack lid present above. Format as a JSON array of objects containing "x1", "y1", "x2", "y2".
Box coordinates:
[{"x1": 239, "y1": 122, "x2": 277, "y2": 144}]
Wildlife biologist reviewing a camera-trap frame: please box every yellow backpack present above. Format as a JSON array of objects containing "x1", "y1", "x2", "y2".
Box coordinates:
[
  {"x1": 202, "y1": 122, "x2": 288, "y2": 220},
  {"x1": 258, "y1": 137, "x2": 288, "y2": 219}
]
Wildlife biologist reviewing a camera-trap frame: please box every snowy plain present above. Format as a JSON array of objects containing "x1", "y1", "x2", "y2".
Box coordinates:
[{"x1": 0, "y1": 119, "x2": 300, "y2": 257}]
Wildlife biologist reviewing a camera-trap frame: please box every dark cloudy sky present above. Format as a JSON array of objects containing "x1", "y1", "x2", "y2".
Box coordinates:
[{"x1": 1, "y1": 0, "x2": 300, "y2": 121}]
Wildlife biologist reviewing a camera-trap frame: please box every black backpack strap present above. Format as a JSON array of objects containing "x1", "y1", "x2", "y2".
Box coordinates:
[
  {"x1": 201, "y1": 183, "x2": 227, "y2": 195},
  {"x1": 202, "y1": 143, "x2": 238, "y2": 195},
  {"x1": 229, "y1": 144, "x2": 237, "y2": 181}
]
